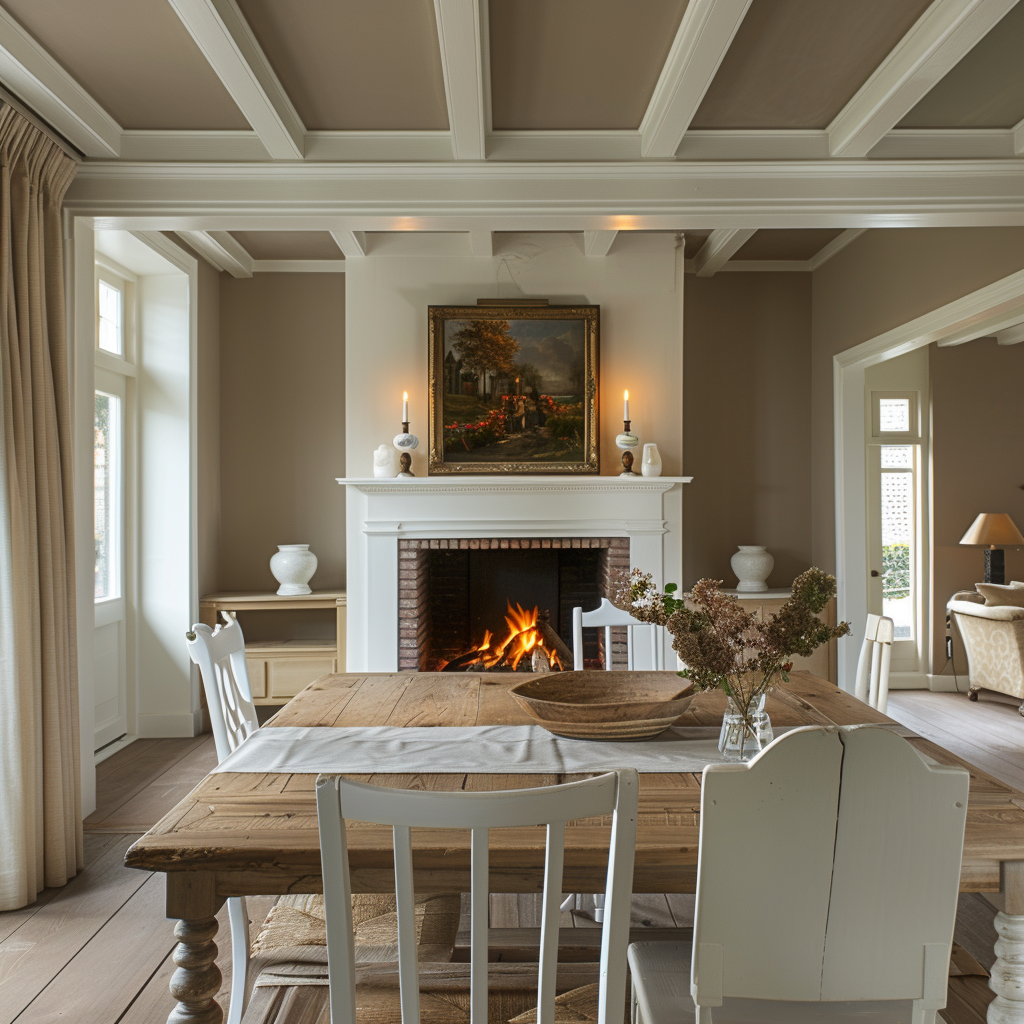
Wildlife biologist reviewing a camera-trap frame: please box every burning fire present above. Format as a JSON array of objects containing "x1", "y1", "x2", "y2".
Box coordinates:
[{"x1": 444, "y1": 602, "x2": 564, "y2": 671}]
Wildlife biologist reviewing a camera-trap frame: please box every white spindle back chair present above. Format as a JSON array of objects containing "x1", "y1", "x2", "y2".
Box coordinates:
[
  {"x1": 628, "y1": 725, "x2": 969, "y2": 1024},
  {"x1": 572, "y1": 598, "x2": 664, "y2": 671},
  {"x1": 854, "y1": 613, "x2": 895, "y2": 715},
  {"x1": 316, "y1": 769, "x2": 639, "y2": 1024},
  {"x1": 185, "y1": 614, "x2": 260, "y2": 1024}
]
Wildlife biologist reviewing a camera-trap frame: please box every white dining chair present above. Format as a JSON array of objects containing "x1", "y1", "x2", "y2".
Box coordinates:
[
  {"x1": 572, "y1": 597, "x2": 664, "y2": 671},
  {"x1": 628, "y1": 724, "x2": 969, "y2": 1024},
  {"x1": 315, "y1": 768, "x2": 639, "y2": 1024},
  {"x1": 853, "y1": 613, "x2": 895, "y2": 715},
  {"x1": 186, "y1": 614, "x2": 259, "y2": 1024}
]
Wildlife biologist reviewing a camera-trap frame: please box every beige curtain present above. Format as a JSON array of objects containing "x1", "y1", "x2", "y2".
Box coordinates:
[{"x1": 0, "y1": 105, "x2": 81, "y2": 911}]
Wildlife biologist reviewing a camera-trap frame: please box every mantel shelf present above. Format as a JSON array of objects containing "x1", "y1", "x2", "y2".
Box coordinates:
[{"x1": 338, "y1": 475, "x2": 692, "y2": 493}]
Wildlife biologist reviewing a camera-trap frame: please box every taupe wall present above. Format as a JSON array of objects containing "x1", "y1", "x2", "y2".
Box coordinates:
[
  {"x1": 218, "y1": 273, "x2": 346, "y2": 595},
  {"x1": 931, "y1": 340, "x2": 1024, "y2": 673},
  {"x1": 811, "y1": 227, "x2": 1024, "y2": 572},
  {"x1": 683, "y1": 272, "x2": 812, "y2": 588},
  {"x1": 195, "y1": 257, "x2": 221, "y2": 597}
]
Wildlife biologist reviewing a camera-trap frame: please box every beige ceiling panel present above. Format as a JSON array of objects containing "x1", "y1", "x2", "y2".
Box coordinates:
[
  {"x1": 734, "y1": 229, "x2": 846, "y2": 261},
  {"x1": 691, "y1": 0, "x2": 933, "y2": 130},
  {"x1": 1, "y1": 0, "x2": 249, "y2": 130},
  {"x1": 235, "y1": 0, "x2": 448, "y2": 131},
  {"x1": 489, "y1": 0, "x2": 690, "y2": 130},
  {"x1": 229, "y1": 232, "x2": 344, "y2": 261},
  {"x1": 898, "y1": 2, "x2": 1024, "y2": 128}
]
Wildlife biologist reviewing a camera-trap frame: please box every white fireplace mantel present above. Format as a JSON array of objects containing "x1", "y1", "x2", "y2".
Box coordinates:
[{"x1": 339, "y1": 475, "x2": 691, "y2": 671}]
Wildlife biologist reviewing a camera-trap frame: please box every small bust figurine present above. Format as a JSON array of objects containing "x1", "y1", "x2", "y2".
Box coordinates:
[
  {"x1": 373, "y1": 444, "x2": 396, "y2": 478},
  {"x1": 398, "y1": 452, "x2": 415, "y2": 477}
]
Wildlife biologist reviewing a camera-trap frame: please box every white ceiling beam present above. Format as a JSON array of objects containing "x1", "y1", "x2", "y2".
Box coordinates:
[
  {"x1": 469, "y1": 230, "x2": 493, "y2": 256},
  {"x1": 433, "y1": 0, "x2": 487, "y2": 160},
  {"x1": 177, "y1": 230, "x2": 253, "y2": 277},
  {"x1": 828, "y1": 0, "x2": 1019, "y2": 158},
  {"x1": 251, "y1": 260, "x2": 346, "y2": 273},
  {"x1": 639, "y1": 0, "x2": 754, "y2": 158},
  {"x1": 330, "y1": 230, "x2": 366, "y2": 258},
  {"x1": 806, "y1": 229, "x2": 868, "y2": 271},
  {"x1": 166, "y1": 0, "x2": 304, "y2": 159},
  {"x1": 995, "y1": 322, "x2": 1024, "y2": 344},
  {"x1": 583, "y1": 230, "x2": 618, "y2": 257},
  {"x1": 1014, "y1": 116, "x2": 1024, "y2": 156},
  {"x1": 693, "y1": 228, "x2": 756, "y2": 277},
  {"x1": 0, "y1": 6, "x2": 120, "y2": 157},
  {"x1": 935, "y1": 307, "x2": 1024, "y2": 345}
]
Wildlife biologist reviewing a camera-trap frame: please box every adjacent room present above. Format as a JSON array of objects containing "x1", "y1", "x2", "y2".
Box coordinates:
[{"x1": 1, "y1": 3, "x2": 1023, "y2": 1024}]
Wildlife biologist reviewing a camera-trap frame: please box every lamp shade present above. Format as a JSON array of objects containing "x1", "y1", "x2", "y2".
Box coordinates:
[{"x1": 959, "y1": 513, "x2": 1024, "y2": 547}]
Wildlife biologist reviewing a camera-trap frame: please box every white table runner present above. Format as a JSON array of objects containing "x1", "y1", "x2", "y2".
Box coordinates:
[{"x1": 211, "y1": 724, "x2": 749, "y2": 775}]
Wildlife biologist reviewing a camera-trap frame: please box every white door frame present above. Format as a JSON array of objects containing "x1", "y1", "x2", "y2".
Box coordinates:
[{"x1": 833, "y1": 268, "x2": 1024, "y2": 692}]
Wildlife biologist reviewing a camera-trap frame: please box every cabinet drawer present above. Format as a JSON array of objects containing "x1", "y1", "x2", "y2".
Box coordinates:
[
  {"x1": 245, "y1": 657, "x2": 267, "y2": 698},
  {"x1": 268, "y1": 656, "x2": 337, "y2": 698}
]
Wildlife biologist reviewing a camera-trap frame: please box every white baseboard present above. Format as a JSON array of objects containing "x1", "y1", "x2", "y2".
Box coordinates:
[
  {"x1": 137, "y1": 712, "x2": 201, "y2": 738},
  {"x1": 887, "y1": 672, "x2": 928, "y2": 690},
  {"x1": 926, "y1": 673, "x2": 971, "y2": 693},
  {"x1": 94, "y1": 734, "x2": 136, "y2": 764}
]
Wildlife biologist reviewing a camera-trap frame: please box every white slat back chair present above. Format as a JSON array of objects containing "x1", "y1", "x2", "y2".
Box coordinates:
[
  {"x1": 316, "y1": 769, "x2": 639, "y2": 1024},
  {"x1": 629, "y1": 725, "x2": 969, "y2": 1024},
  {"x1": 185, "y1": 614, "x2": 259, "y2": 1024},
  {"x1": 572, "y1": 598, "x2": 664, "y2": 671},
  {"x1": 853, "y1": 613, "x2": 895, "y2": 714}
]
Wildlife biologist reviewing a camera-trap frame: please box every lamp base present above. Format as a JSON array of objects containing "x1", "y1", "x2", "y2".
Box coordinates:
[{"x1": 985, "y1": 547, "x2": 1005, "y2": 585}]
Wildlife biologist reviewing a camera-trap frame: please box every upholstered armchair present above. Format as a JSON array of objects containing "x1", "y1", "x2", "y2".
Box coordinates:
[{"x1": 948, "y1": 589, "x2": 1024, "y2": 715}]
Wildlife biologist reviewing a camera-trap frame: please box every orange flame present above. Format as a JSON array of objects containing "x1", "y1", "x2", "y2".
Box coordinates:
[{"x1": 467, "y1": 602, "x2": 563, "y2": 671}]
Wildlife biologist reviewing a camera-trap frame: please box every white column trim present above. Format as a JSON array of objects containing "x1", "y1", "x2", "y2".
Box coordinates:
[
  {"x1": 177, "y1": 229, "x2": 254, "y2": 277},
  {"x1": 639, "y1": 0, "x2": 754, "y2": 158},
  {"x1": 0, "y1": 7, "x2": 120, "y2": 158},
  {"x1": 807, "y1": 229, "x2": 868, "y2": 271},
  {"x1": 166, "y1": 0, "x2": 304, "y2": 159},
  {"x1": 693, "y1": 227, "x2": 755, "y2": 277},
  {"x1": 583, "y1": 230, "x2": 618, "y2": 257},
  {"x1": 828, "y1": 0, "x2": 1018, "y2": 158},
  {"x1": 433, "y1": 0, "x2": 487, "y2": 160}
]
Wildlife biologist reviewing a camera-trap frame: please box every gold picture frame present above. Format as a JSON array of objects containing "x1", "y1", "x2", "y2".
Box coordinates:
[{"x1": 428, "y1": 304, "x2": 600, "y2": 475}]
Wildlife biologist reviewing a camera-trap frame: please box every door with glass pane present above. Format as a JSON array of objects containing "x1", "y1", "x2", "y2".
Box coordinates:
[{"x1": 867, "y1": 392, "x2": 922, "y2": 672}]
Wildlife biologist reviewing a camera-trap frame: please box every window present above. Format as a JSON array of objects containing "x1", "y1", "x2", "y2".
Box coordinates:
[
  {"x1": 94, "y1": 389, "x2": 121, "y2": 600},
  {"x1": 97, "y1": 279, "x2": 123, "y2": 355},
  {"x1": 871, "y1": 390, "x2": 919, "y2": 440},
  {"x1": 879, "y1": 445, "x2": 916, "y2": 641}
]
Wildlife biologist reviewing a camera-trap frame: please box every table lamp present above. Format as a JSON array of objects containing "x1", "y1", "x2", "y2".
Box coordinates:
[{"x1": 959, "y1": 513, "x2": 1024, "y2": 584}]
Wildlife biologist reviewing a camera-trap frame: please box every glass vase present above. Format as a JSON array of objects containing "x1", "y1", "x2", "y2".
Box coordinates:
[{"x1": 718, "y1": 692, "x2": 773, "y2": 762}]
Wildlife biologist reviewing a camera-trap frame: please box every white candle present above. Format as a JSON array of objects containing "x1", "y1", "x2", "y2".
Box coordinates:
[
  {"x1": 402, "y1": 391, "x2": 409, "y2": 422},
  {"x1": 623, "y1": 389, "x2": 629, "y2": 422}
]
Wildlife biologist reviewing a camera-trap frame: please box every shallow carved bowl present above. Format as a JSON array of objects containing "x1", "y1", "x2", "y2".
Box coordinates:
[{"x1": 510, "y1": 671, "x2": 695, "y2": 741}]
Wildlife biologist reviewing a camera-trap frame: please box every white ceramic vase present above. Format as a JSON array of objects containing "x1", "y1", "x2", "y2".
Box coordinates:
[
  {"x1": 270, "y1": 544, "x2": 318, "y2": 596},
  {"x1": 372, "y1": 444, "x2": 397, "y2": 478},
  {"x1": 730, "y1": 545, "x2": 774, "y2": 593},
  {"x1": 641, "y1": 443, "x2": 662, "y2": 477}
]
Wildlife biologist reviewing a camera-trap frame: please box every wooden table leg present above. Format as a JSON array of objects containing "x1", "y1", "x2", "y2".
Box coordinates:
[
  {"x1": 166, "y1": 873, "x2": 226, "y2": 1024},
  {"x1": 991, "y1": 862, "x2": 1024, "y2": 1024}
]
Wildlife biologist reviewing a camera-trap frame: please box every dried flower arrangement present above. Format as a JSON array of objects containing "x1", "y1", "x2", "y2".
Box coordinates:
[{"x1": 613, "y1": 567, "x2": 851, "y2": 753}]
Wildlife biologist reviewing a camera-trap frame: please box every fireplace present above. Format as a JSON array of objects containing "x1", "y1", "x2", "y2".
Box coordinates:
[{"x1": 398, "y1": 537, "x2": 629, "y2": 671}]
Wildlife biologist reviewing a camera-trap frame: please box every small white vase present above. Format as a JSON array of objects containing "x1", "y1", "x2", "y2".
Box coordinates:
[
  {"x1": 270, "y1": 544, "x2": 317, "y2": 596},
  {"x1": 372, "y1": 444, "x2": 397, "y2": 478},
  {"x1": 731, "y1": 545, "x2": 774, "y2": 592},
  {"x1": 641, "y1": 443, "x2": 662, "y2": 477}
]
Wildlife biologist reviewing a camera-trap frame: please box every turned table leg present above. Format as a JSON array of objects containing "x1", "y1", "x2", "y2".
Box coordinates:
[
  {"x1": 166, "y1": 873, "x2": 226, "y2": 1024},
  {"x1": 990, "y1": 862, "x2": 1024, "y2": 1024}
]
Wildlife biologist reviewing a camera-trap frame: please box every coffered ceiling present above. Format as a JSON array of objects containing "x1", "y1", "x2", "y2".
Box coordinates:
[{"x1": 2, "y1": 0, "x2": 1022, "y2": 274}]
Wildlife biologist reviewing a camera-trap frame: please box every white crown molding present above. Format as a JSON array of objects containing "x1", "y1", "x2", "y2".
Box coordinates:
[
  {"x1": 177, "y1": 229, "x2": 253, "y2": 277},
  {"x1": 583, "y1": 230, "x2": 618, "y2": 257},
  {"x1": 167, "y1": 0, "x2": 305, "y2": 159},
  {"x1": 66, "y1": 158, "x2": 1024, "y2": 228},
  {"x1": 694, "y1": 228, "x2": 755, "y2": 276},
  {"x1": 119, "y1": 130, "x2": 270, "y2": 162},
  {"x1": 433, "y1": 0, "x2": 487, "y2": 160},
  {"x1": 640, "y1": 0, "x2": 754, "y2": 158},
  {"x1": 828, "y1": 0, "x2": 1019, "y2": 158},
  {"x1": 1014, "y1": 116, "x2": 1024, "y2": 156},
  {"x1": 995, "y1": 322, "x2": 1024, "y2": 345},
  {"x1": 487, "y1": 130, "x2": 641, "y2": 162},
  {"x1": 675, "y1": 130, "x2": 830, "y2": 161},
  {"x1": 870, "y1": 128, "x2": 1016, "y2": 160},
  {"x1": 251, "y1": 259, "x2": 345, "y2": 273},
  {"x1": 305, "y1": 131, "x2": 455, "y2": 163},
  {"x1": 806, "y1": 228, "x2": 867, "y2": 271},
  {"x1": 0, "y1": 6, "x2": 120, "y2": 157}
]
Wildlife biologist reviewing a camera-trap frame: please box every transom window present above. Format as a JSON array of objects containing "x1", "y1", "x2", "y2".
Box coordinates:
[{"x1": 97, "y1": 279, "x2": 123, "y2": 355}]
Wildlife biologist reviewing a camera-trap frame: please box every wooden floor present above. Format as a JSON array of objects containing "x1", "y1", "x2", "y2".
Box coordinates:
[{"x1": 0, "y1": 687, "x2": 1018, "y2": 1024}]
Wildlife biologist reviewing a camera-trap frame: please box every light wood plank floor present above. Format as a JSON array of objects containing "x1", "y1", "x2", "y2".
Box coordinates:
[{"x1": 0, "y1": 688, "x2": 1016, "y2": 1023}]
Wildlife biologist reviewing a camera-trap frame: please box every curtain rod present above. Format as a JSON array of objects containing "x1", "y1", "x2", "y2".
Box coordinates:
[{"x1": 0, "y1": 84, "x2": 84, "y2": 161}]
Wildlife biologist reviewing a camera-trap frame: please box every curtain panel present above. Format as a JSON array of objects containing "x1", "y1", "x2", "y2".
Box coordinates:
[{"x1": 0, "y1": 105, "x2": 80, "y2": 911}]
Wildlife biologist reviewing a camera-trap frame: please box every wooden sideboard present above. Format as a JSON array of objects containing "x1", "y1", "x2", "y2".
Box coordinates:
[
  {"x1": 725, "y1": 589, "x2": 838, "y2": 684},
  {"x1": 198, "y1": 590, "x2": 347, "y2": 705}
]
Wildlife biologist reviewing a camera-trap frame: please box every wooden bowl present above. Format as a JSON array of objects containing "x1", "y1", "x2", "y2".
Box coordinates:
[{"x1": 510, "y1": 671, "x2": 695, "y2": 740}]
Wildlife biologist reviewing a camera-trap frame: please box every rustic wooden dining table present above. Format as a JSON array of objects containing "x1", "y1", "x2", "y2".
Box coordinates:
[{"x1": 125, "y1": 670, "x2": 1024, "y2": 1024}]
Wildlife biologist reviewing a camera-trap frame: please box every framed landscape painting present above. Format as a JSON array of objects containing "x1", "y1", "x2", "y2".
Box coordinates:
[{"x1": 427, "y1": 304, "x2": 599, "y2": 474}]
